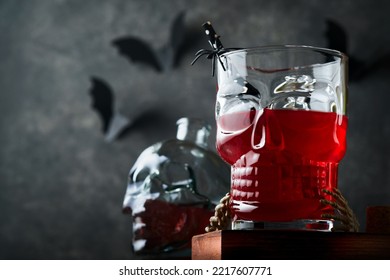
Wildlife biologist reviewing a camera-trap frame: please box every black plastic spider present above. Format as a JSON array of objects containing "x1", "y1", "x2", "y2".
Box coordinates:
[{"x1": 191, "y1": 21, "x2": 240, "y2": 76}]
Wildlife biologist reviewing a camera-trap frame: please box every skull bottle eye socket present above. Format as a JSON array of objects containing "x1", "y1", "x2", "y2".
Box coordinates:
[
  {"x1": 158, "y1": 161, "x2": 194, "y2": 191},
  {"x1": 132, "y1": 168, "x2": 150, "y2": 182}
]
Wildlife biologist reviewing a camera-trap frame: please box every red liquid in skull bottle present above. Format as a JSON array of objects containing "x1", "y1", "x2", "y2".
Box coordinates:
[{"x1": 216, "y1": 108, "x2": 347, "y2": 223}]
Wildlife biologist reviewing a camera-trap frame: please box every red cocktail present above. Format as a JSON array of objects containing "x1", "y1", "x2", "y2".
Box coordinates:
[
  {"x1": 217, "y1": 108, "x2": 347, "y2": 225},
  {"x1": 215, "y1": 45, "x2": 348, "y2": 230}
]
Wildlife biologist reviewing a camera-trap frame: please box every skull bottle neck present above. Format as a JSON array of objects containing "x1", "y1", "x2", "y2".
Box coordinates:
[{"x1": 176, "y1": 118, "x2": 211, "y2": 149}]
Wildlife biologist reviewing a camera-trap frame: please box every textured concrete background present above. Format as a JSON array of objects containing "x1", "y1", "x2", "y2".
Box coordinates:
[{"x1": 1, "y1": 0, "x2": 390, "y2": 259}]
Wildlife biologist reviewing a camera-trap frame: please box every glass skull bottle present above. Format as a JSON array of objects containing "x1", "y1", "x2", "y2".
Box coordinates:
[{"x1": 123, "y1": 118, "x2": 230, "y2": 256}]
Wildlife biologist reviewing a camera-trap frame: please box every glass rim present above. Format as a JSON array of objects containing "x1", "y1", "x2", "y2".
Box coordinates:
[{"x1": 221, "y1": 44, "x2": 348, "y2": 60}]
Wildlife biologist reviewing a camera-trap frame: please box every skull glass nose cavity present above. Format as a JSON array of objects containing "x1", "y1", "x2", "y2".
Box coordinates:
[{"x1": 251, "y1": 108, "x2": 284, "y2": 151}]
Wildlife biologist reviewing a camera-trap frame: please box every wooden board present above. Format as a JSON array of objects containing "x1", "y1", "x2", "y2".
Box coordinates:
[{"x1": 192, "y1": 230, "x2": 390, "y2": 260}]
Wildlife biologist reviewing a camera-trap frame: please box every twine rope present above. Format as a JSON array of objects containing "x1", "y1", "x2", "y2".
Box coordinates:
[{"x1": 205, "y1": 188, "x2": 359, "y2": 232}]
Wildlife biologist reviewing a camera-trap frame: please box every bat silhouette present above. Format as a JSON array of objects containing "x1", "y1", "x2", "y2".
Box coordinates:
[
  {"x1": 88, "y1": 77, "x2": 175, "y2": 141},
  {"x1": 89, "y1": 76, "x2": 131, "y2": 142},
  {"x1": 325, "y1": 19, "x2": 390, "y2": 81},
  {"x1": 111, "y1": 11, "x2": 203, "y2": 72}
]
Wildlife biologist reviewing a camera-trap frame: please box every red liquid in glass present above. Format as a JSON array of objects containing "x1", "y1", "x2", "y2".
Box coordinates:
[
  {"x1": 216, "y1": 108, "x2": 347, "y2": 222},
  {"x1": 132, "y1": 199, "x2": 212, "y2": 253}
]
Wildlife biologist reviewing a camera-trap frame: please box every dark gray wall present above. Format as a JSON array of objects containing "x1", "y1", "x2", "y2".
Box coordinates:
[{"x1": 1, "y1": 0, "x2": 389, "y2": 259}]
